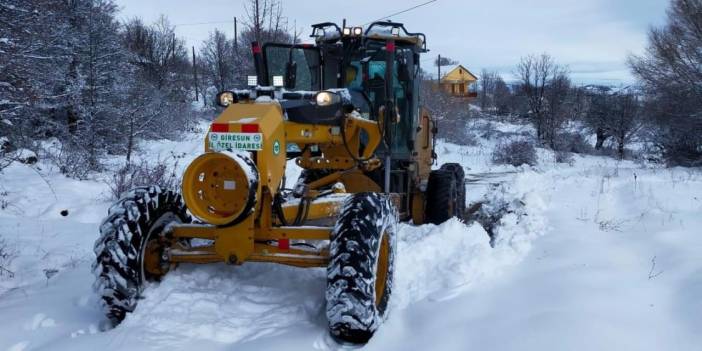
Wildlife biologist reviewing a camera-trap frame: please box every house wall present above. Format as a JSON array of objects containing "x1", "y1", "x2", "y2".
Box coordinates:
[
  {"x1": 439, "y1": 66, "x2": 478, "y2": 98},
  {"x1": 439, "y1": 82, "x2": 478, "y2": 98},
  {"x1": 443, "y1": 68, "x2": 476, "y2": 83}
]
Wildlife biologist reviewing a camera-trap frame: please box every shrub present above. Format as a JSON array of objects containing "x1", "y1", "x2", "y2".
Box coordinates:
[
  {"x1": 492, "y1": 140, "x2": 537, "y2": 167},
  {"x1": 0, "y1": 188, "x2": 8, "y2": 210},
  {"x1": 554, "y1": 150, "x2": 575, "y2": 165},
  {"x1": 475, "y1": 120, "x2": 499, "y2": 139},
  {"x1": 439, "y1": 117, "x2": 478, "y2": 146},
  {"x1": 49, "y1": 142, "x2": 101, "y2": 180},
  {"x1": 554, "y1": 131, "x2": 593, "y2": 154},
  {"x1": 661, "y1": 139, "x2": 702, "y2": 167},
  {"x1": 0, "y1": 157, "x2": 12, "y2": 173},
  {"x1": 58, "y1": 152, "x2": 94, "y2": 179},
  {"x1": 0, "y1": 235, "x2": 16, "y2": 278},
  {"x1": 107, "y1": 153, "x2": 184, "y2": 199},
  {"x1": 0, "y1": 136, "x2": 11, "y2": 154}
]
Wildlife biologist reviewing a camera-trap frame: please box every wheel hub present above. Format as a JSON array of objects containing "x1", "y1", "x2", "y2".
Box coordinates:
[{"x1": 143, "y1": 237, "x2": 170, "y2": 280}]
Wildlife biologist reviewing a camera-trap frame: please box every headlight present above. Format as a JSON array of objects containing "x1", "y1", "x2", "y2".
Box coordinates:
[
  {"x1": 216, "y1": 91, "x2": 236, "y2": 107},
  {"x1": 315, "y1": 91, "x2": 340, "y2": 107},
  {"x1": 353, "y1": 27, "x2": 363, "y2": 36}
]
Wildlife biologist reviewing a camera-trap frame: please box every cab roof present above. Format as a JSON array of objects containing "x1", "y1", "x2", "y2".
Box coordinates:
[{"x1": 310, "y1": 21, "x2": 428, "y2": 52}]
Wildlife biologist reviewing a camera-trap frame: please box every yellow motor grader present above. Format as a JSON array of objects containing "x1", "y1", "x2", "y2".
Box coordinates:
[{"x1": 93, "y1": 21, "x2": 466, "y2": 343}]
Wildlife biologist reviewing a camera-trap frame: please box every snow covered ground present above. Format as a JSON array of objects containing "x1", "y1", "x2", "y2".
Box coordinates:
[{"x1": 1, "y1": 118, "x2": 701, "y2": 350}]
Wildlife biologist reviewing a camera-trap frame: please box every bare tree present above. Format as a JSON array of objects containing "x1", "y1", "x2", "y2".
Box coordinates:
[
  {"x1": 207, "y1": 0, "x2": 294, "y2": 88},
  {"x1": 608, "y1": 88, "x2": 643, "y2": 158},
  {"x1": 629, "y1": 0, "x2": 702, "y2": 166},
  {"x1": 420, "y1": 78, "x2": 476, "y2": 144},
  {"x1": 123, "y1": 16, "x2": 190, "y2": 91},
  {"x1": 583, "y1": 85, "x2": 614, "y2": 150},
  {"x1": 494, "y1": 78, "x2": 516, "y2": 116},
  {"x1": 201, "y1": 29, "x2": 236, "y2": 92},
  {"x1": 478, "y1": 70, "x2": 498, "y2": 111},
  {"x1": 120, "y1": 16, "x2": 192, "y2": 163},
  {"x1": 543, "y1": 71, "x2": 571, "y2": 148},
  {"x1": 516, "y1": 53, "x2": 568, "y2": 144},
  {"x1": 244, "y1": 0, "x2": 290, "y2": 45},
  {"x1": 582, "y1": 86, "x2": 642, "y2": 157},
  {"x1": 1, "y1": 1, "x2": 198, "y2": 177}
]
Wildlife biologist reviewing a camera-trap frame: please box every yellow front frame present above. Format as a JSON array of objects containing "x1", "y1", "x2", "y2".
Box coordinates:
[
  {"x1": 174, "y1": 99, "x2": 385, "y2": 268},
  {"x1": 170, "y1": 191, "x2": 345, "y2": 268}
]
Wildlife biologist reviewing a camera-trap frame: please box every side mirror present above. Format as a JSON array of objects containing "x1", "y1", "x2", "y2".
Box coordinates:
[{"x1": 285, "y1": 61, "x2": 297, "y2": 89}]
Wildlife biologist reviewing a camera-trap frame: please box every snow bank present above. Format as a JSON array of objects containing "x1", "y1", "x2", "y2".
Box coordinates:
[
  {"x1": 3, "y1": 115, "x2": 701, "y2": 350},
  {"x1": 394, "y1": 170, "x2": 549, "y2": 308},
  {"x1": 0, "y1": 162, "x2": 108, "y2": 222}
]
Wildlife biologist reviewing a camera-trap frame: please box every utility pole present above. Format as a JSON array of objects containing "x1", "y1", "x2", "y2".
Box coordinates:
[
  {"x1": 192, "y1": 46, "x2": 199, "y2": 102},
  {"x1": 233, "y1": 16, "x2": 238, "y2": 52},
  {"x1": 437, "y1": 54, "x2": 441, "y2": 83}
]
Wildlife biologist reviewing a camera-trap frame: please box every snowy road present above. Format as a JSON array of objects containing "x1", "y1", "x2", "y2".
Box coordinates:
[
  {"x1": 1, "y1": 126, "x2": 701, "y2": 350},
  {"x1": 367, "y1": 164, "x2": 702, "y2": 351}
]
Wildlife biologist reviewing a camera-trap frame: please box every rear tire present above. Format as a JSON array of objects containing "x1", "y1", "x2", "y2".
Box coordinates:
[
  {"x1": 326, "y1": 192, "x2": 397, "y2": 344},
  {"x1": 441, "y1": 163, "x2": 466, "y2": 219},
  {"x1": 92, "y1": 186, "x2": 190, "y2": 326},
  {"x1": 425, "y1": 163, "x2": 465, "y2": 224}
]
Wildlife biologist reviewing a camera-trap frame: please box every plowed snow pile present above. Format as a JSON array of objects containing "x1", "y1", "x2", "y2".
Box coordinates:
[
  {"x1": 1, "y1": 120, "x2": 700, "y2": 351},
  {"x1": 394, "y1": 171, "x2": 548, "y2": 308}
]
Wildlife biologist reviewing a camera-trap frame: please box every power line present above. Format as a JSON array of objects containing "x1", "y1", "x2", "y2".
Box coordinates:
[
  {"x1": 363, "y1": 0, "x2": 439, "y2": 25},
  {"x1": 174, "y1": 20, "x2": 234, "y2": 27},
  {"x1": 174, "y1": 0, "x2": 440, "y2": 41},
  {"x1": 175, "y1": 1, "x2": 440, "y2": 30}
]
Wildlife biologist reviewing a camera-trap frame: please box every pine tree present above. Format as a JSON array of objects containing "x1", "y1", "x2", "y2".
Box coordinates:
[{"x1": 58, "y1": 0, "x2": 128, "y2": 175}]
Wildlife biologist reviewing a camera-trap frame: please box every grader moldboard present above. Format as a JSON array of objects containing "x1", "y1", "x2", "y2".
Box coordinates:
[{"x1": 93, "y1": 21, "x2": 466, "y2": 344}]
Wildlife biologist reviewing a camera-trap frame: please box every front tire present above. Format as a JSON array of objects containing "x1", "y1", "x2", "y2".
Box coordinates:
[
  {"x1": 92, "y1": 186, "x2": 190, "y2": 326},
  {"x1": 326, "y1": 193, "x2": 398, "y2": 344}
]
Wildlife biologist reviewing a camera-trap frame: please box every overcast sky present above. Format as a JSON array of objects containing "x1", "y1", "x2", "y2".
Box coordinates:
[{"x1": 114, "y1": 0, "x2": 669, "y2": 85}]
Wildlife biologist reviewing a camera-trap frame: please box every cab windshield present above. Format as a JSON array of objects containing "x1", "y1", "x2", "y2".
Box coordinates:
[
  {"x1": 262, "y1": 40, "x2": 418, "y2": 156},
  {"x1": 263, "y1": 44, "x2": 321, "y2": 91}
]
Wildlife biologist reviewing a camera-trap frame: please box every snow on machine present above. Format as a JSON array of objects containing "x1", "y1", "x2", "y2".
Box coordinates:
[{"x1": 93, "y1": 21, "x2": 466, "y2": 343}]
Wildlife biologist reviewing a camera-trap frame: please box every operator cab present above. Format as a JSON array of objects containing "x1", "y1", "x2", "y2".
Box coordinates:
[
  {"x1": 257, "y1": 21, "x2": 428, "y2": 158},
  {"x1": 211, "y1": 21, "x2": 433, "y2": 218}
]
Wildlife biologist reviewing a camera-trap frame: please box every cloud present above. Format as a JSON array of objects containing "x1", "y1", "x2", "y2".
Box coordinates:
[{"x1": 114, "y1": 0, "x2": 668, "y2": 84}]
